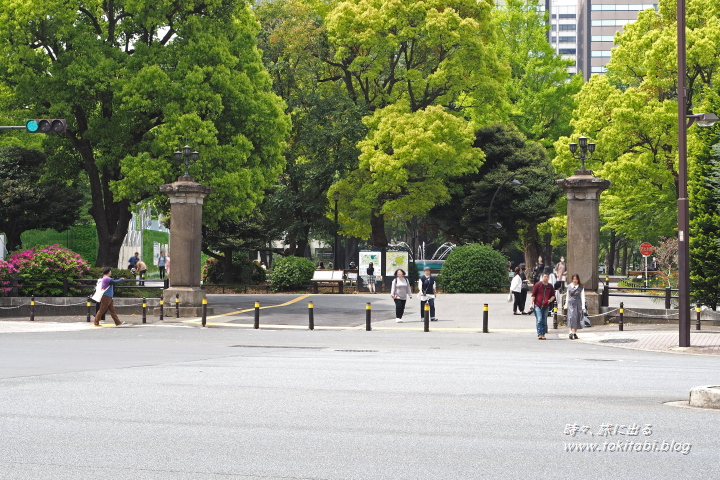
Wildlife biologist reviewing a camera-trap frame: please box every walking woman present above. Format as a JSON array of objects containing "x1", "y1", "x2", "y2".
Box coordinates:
[
  {"x1": 367, "y1": 262, "x2": 376, "y2": 293},
  {"x1": 390, "y1": 269, "x2": 412, "y2": 322},
  {"x1": 530, "y1": 273, "x2": 556, "y2": 340},
  {"x1": 93, "y1": 267, "x2": 127, "y2": 327},
  {"x1": 510, "y1": 266, "x2": 525, "y2": 315},
  {"x1": 564, "y1": 273, "x2": 585, "y2": 339}
]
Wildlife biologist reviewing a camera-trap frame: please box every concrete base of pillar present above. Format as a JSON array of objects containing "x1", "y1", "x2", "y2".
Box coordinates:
[
  {"x1": 164, "y1": 287, "x2": 207, "y2": 307},
  {"x1": 585, "y1": 292, "x2": 602, "y2": 322}
]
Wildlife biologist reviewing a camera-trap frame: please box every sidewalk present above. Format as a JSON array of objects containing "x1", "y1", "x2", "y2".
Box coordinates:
[{"x1": 3, "y1": 293, "x2": 720, "y2": 356}]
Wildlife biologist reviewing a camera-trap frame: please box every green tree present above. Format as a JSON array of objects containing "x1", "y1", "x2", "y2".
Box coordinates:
[
  {"x1": 0, "y1": 0, "x2": 290, "y2": 266},
  {"x1": 429, "y1": 124, "x2": 562, "y2": 264},
  {"x1": 329, "y1": 103, "x2": 484, "y2": 247},
  {"x1": 492, "y1": 0, "x2": 583, "y2": 149},
  {"x1": 0, "y1": 147, "x2": 83, "y2": 251},
  {"x1": 690, "y1": 143, "x2": 720, "y2": 310}
]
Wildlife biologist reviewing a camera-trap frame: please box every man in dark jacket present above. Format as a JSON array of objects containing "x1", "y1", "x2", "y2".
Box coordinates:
[
  {"x1": 419, "y1": 266, "x2": 438, "y2": 321},
  {"x1": 530, "y1": 273, "x2": 556, "y2": 340}
]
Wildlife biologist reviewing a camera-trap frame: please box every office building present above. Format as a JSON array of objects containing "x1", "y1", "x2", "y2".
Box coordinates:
[{"x1": 577, "y1": 1, "x2": 658, "y2": 79}]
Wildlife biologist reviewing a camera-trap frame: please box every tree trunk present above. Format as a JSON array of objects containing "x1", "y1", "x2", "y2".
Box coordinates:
[
  {"x1": 621, "y1": 240, "x2": 628, "y2": 275},
  {"x1": 370, "y1": 211, "x2": 389, "y2": 291},
  {"x1": 221, "y1": 247, "x2": 234, "y2": 284},
  {"x1": 522, "y1": 224, "x2": 542, "y2": 271},
  {"x1": 607, "y1": 230, "x2": 617, "y2": 276},
  {"x1": 344, "y1": 236, "x2": 360, "y2": 269}
]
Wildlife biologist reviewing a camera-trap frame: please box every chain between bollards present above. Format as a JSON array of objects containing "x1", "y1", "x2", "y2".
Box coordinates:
[
  {"x1": 142, "y1": 297, "x2": 147, "y2": 324},
  {"x1": 482, "y1": 303, "x2": 488, "y2": 333},
  {"x1": 365, "y1": 303, "x2": 372, "y2": 331},
  {"x1": 175, "y1": 293, "x2": 180, "y2": 318},
  {"x1": 202, "y1": 297, "x2": 208, "y2": 327},
  {"x1": 30, "y1": 295, "x2": 35, "y2": 322},
  {"x1": 696, "y1": 304, "x2": 701, "y2": 331},
  {"x1": 619, "y1": 302, "x2": 624, "y2": 331},
  {"x1": 254, "y1": 301, "x2": 260, "y2": 329},
  {"x1": 308, "y1": 301, "x2": 314, "y2": 330},
  {"x1": 424, "y1": 303, "x2": 430, "y2": 332},
  {"x1": 86, "y1": 297, "x2": 92, "y2": 322},
  {"x1": 159, "y1": 293, "x2": 164, "y2": 321}
]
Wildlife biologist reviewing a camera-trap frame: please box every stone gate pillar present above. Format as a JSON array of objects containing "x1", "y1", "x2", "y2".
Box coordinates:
[
  {"x1": 556, "y1": 170, "x2": 610, "y2": 315},
  {"x1": 159, "y1": 175, "x2": 213, "y2": 308}
]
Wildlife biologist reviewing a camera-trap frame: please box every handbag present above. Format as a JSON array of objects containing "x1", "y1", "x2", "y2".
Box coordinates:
[
  {"x1": 507, "y1": 291, "x2": 513, "y2": 302},
  {"x1": 91, "y1": 278, "x2": 105, "y2": 303}
]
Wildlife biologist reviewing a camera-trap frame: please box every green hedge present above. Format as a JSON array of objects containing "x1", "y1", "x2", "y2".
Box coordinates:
[
  {"x1": 21, "y1": 225, "x2": 98, "y2": 265},
  {"x1": 439, "y1": 244, "x2": 508, "y2": 293},
  {"x1": 270, "y1": 256, "x2": 316, "y2": 292}
]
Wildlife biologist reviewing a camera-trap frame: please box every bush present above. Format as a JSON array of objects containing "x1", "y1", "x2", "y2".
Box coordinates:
[
  {"x1": 270, "y1": 256, "x2": 316, "y2": 292},
  {"x1": 439, "y1": 244, "x2": 508, "y2": 293},
  {"x1": 0, "y1": 244, "x2": 90, "y2": 296},
  {"x1": 202, "y1": 254, "x2": 267, "y2": 285}
]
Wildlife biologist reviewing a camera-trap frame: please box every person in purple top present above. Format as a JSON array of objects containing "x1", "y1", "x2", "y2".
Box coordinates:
[{"x1": 94, "y1": 267, "x2": 127, "y2": 327}]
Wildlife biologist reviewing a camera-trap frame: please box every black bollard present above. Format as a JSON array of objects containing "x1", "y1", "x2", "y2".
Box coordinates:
[
  {"x1": 175, "y1": 293, "x2": 180, "y2": 319},
  {"x1": 159, "y1": 293, "x2": 164, "y2": 321},
  {"x1": 424, "y1": 303, "x2": 430, "y2": 332},
  {"x1": 142, "y1": 297, "x2": 147, "y2": 324},
  {"x1": 254, "y1": 301, "x2": 260, "y2": 329},
  {"x1": 308, "y1": 301, "x2": 314, "y2": 330},
  {"x1": 619, "y1": 302, "x2": 624, "y2": 331},
  {"x1": 86, "y1": 297, "x2": 92, "y2": 323},
  {"x1": 665, "y1": 287, "x2": 671, "y2": 310},
  {"x1": 553, "y1": 303, "x2": 558, "y2": 329},
  {"x1": 202, "y1": 297, "x2": 208, "y2": 327},
  {"x1": 482, "y1": 303, "x2": 489, "y2": 333},
  {"x1": 696, "y1": 305, "x2": 701, "y2": 331},
  {"x1": 365, "y1": 302, "x2": 372, "y2": 331},
  {"x1": 30, "y1": 295, "x2": 35, "y2": 322}
]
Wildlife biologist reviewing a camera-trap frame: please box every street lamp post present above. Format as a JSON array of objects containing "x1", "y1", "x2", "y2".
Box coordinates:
[
  {"x1": 333, "y1": 191, "x2": 340, "y2": 270},
  {"x1": 568, "y1": 136, "x2": 595, "y2": 174},
  {"x1": 677, "y1": 0, "x2": 718, "y2": 347},
  {"x1": 486, "y1": 174, "x2": 522, "y2": 244},
  {"x1": 174, "y1": 144, "x2": 199, "y2": 178}
]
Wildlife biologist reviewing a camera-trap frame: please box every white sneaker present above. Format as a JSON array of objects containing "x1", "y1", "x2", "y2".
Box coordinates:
[{"x1": 396, "y1": 318, "x2": 403, "y2": 323}]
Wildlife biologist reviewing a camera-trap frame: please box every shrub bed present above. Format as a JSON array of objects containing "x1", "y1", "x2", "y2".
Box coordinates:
[{"x1": 439, "y1": 244, "x2": 508, "y2": 293}]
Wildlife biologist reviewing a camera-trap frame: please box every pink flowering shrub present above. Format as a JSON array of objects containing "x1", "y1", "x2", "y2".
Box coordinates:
[{"x1": 0, "y1": 245, "x2": 91, "y2": 296}]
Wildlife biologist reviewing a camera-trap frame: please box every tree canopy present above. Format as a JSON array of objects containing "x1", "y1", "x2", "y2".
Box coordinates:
[
  {"x1": 0, "y1": 0, "x2": 290, "y2": 266},
  {"x1": 0, "y1": 146, "x2": 83, "y2": 251}
]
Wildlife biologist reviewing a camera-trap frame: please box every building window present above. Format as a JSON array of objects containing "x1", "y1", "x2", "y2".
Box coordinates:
[
  {"x1": 551, "y1": 24, "x2": 577, "y2": 31},
  {"x1": 591, "y1": 66, "x2": 608, "y2": 73},
  {"x1": 592, "y1": 35, "x2": 616, "y2": 42},
  {"x1": 591, "y1": 50, "x2": 612, "y2": 57},
  {"x1": 591, "y1": 4, "x2": 657, "y2": 11},
  {"x1": 551, "y1": 36, "x2": 577, "y2": 43},
  {"x1": 591, "y1": 19, "x2": 631, "y2": 27},
  {"x1": 559, "y1": 48, "x2": 577, "y2": 55},
  {"x1": 550, "y1": 13, "x2": 577, "y2": 19}
]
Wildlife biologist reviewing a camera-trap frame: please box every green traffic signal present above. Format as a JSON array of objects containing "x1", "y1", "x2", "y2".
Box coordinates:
[{"x1": 25, "y1": 119, "x2": 66, "y2": 134}]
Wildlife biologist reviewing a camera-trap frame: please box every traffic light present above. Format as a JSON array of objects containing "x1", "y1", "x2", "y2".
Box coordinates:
[{"x1": 25, "y1": 119, "x2": 67, "y2": 134}]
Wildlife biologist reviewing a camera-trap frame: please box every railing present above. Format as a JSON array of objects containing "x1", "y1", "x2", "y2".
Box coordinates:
[
  {"x1": 601, "y1": 284, "x2": 678, "y2": 309},
  {"x1": 0, "y1": 278, "x2": 164, "y2": 297}
]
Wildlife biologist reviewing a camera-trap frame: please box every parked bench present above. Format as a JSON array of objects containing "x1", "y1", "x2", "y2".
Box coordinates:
[{"x1": 311, "y1": 270, "x2": 345, "y2": 294}]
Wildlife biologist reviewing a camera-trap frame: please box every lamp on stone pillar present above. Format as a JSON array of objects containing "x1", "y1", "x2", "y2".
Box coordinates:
[
  {"x1": 160, "y1": 145, "x2": 213, "y2": 315},
  {"x1": 557, "y1": 138, "x2": 610, "y2": 316}
]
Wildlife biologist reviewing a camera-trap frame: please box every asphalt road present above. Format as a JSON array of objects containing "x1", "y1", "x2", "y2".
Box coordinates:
[
  {"x1": 207, "y1": 293, "x2": 400, "y2": 327},
  {"x1": 1, "y1": 324, "x2": 719, "y2": 479}
]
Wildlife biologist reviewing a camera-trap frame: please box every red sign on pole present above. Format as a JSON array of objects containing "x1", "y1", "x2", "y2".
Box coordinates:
[{"x1": 639, "y1": 242, "x2": 654, "y2": 257}]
